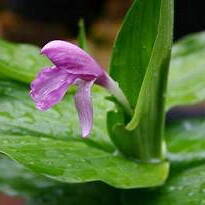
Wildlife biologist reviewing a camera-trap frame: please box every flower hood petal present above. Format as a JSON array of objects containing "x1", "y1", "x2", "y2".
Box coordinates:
[{"x1": 41, "y1": 40, "x2": 103, "y2": 77}]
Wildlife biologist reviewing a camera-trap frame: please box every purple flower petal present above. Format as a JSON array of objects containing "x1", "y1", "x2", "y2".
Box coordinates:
[
  {"x1": 74, "y1": 79, "x2": 95, "y2": 137},
  {"x1": 41, "y1": 40, "x2": 103, "y2": 77},
  {"x1": 30, "y1": 66, "x2": 76, "y2": 110}
]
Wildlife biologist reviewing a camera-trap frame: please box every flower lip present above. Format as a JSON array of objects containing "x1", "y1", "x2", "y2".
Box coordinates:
[{"x1": 30, "y1": 66, "x2": 77, "y2": 111}]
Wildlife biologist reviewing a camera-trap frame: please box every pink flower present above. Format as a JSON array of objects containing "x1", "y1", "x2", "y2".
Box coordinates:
[{"x1": 30, "y1": 40, "x2": 130, "y2": 137}]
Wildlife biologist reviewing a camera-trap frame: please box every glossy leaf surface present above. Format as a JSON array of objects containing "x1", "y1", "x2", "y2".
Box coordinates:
[
  {"x1": 0, "y1": 39, "x2": 50, "y2": 83},
  {"x1": 110, "y1": 0, "x2": 163, "y2": 107},
  {"x1": 121, "y1": 116, "x2": 205, "y2": 204},
  {"x1": 0, "y1": 155, "x2": 120, "y2": 205},
  {"x1": 0, "y1": 80, "x2": 168, "y2": 189},
  {"x1": 167, "y1": 32, "x2": 205, "y2": 109}
]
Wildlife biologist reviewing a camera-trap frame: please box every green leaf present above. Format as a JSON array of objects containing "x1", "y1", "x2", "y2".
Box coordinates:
[
  {"x1": 109, "y1": 0, "x2": 158, "y2": 107},
  {"x1": 0, "y1": 134, "x2": 168, "y2": 189},
  {"x1": 127, "y1": 0, "x2": 173, "y2": 129},
  {"x1": 121, "y1": 164, "x2": 205, "y2": 205},
  {"x1": 108, "y1": 0, "x2": 173, "y2": 161},
  {"x1": 120, "y1": 116, "x2": 205, "y2": 204},
  {"x1": 0, "y1": 80, "x2": 168, "y2": 188},
  {"x1": 0, "y1": 80, "x2": 114, "y2": 152},
  {"x1": 121, "y1": 114, "x2": 205, "y2": 203},
  {"x1": 78, "y1": 19, "x2": 88, "y2": 51},
  {"x1": 167, "y1": 32, "x2": 205, "y2": 109},
  {"x1": 166, "y1": 117, "x2": 205, "y2": 154},
  {"x1": 0, "y1": 39, "x2": 51, "y2": 83},
  {"x1": 154, "y1": 164, "x2": 205, "y2": 205},
  {"x1": 109, "y1": 0, "x2": 173, "y2": 108},
  {"x1": 28, "y1": 182, "x2": 120, "y2": 205},
  {"x1": 0, "y1": 73, "x2": 7, "y2": 80},
  {"x1": 0, "y1": 155, "x2": 57, "y2": 197},
  {"x1": 165, "y1": 117, "x2": 205, "y2": 170},
  {"x1": 0, "y1": 155, "x2": 120, "y2": 205}
]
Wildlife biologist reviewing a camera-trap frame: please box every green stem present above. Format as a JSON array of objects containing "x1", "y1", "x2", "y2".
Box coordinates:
[{"x1": 105, "y1": 74, "x2": 133, "y2": 116}]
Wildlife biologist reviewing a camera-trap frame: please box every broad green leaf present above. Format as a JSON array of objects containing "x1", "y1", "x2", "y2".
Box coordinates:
[
  {"x1": 0, "y1": 39, "x2": 50, "y2": 83},
  {"x1": 28, "y1": 182, "x2": 120, "y2": 205},
  {"x1": 167, "y1": 32, "x2": 205, "y2": 109},
  {"x1": 0, "y1": 73, "x2": 6, "y2": 79},
  {"x1": 166, "y1": 118, "x2": 205, "y2": 154},
  {"x1": 121, "y1": 165, "x2": 205, "y2": 205},
  {"x1": 165, "y1": 117, "x2": 205, "y2": 169},
  {"x1": 0, "y1": 80, "x2": 114, "y2": 152},
  {"x1": 109, "y1": 0, "x2": 173, "y2": 108},
  {"x1": 108, "y1": 0, "x2": 173, "y2": 161},
  {"x1": 0, "y1": 155, "x2": 120, "y2": 205},
  {"x1": 0, "y1": 73, "x2": 8, "y2": 81},
  {"x1": 120, "y1": 117, "x2": 205, "y2": 204},
  {"x1": 110, "y1": 0, "x2": 161, "y2": 107},
  {"x1": 153, "y1": 164, "x2": 205, "y2": 205},
  {"x1": 0, "y1": 80, "x2": 168, "y2": 188},
  {"x1": 0, "y1": 134, "x2": 168, "y2": 189},
  {"x1": 127, "y1": 0, "x2": 173, "y2": 129},
  {"x1": 0, "y1": 155, "x2": 56, "y2": 197}
]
